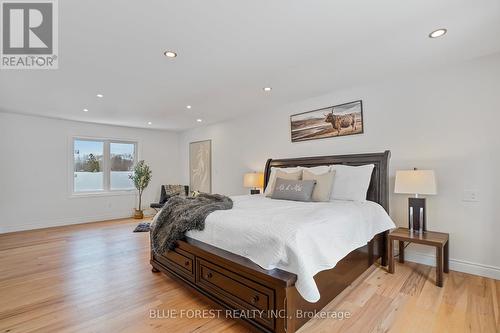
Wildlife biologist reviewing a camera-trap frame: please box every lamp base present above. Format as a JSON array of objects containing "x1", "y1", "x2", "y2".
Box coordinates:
[
  {"x1": 250, "y1": 189, "x2": 260, "y2": 195},
  {"x1": 408, "y1": 197, "x2": 426, "y2": 232}
]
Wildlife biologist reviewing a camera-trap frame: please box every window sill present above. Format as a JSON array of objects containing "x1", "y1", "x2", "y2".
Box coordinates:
[{"x1": 70, "y1": 190, "x2": 136, "y2": 199}]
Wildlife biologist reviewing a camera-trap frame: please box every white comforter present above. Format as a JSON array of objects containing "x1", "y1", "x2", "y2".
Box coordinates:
[{"x1": 186, "y1": 195, "x2": 395, "y2": 303}]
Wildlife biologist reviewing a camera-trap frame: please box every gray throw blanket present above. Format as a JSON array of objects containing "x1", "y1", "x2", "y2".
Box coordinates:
[{"x1": 151, "y1": 193, "x2": 233, "y2": 255}]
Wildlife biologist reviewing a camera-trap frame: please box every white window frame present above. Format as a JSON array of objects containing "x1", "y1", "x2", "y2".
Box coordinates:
[{"x1": 70, "y1": 136, "x2": 138, "y2": 197}]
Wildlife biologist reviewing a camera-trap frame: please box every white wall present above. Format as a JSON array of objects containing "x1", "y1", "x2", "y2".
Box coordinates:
[
  {"x1": 178, "y1": 54, "x2": 500, "y2": 279},
  {"x1": 0, "y1": 113, "x2": 180, "y2": 233},
  {"x1": 1, "y1": 54, "x2": 498, "y2": 279}
]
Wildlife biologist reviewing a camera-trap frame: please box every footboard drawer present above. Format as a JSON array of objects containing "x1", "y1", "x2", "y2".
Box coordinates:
[
  {"x1": 196, "y1": 258, "x2": 275, "y2": 329},
  {"x1": 154, "y1": 247, "x2": 195, "y2": 282}
]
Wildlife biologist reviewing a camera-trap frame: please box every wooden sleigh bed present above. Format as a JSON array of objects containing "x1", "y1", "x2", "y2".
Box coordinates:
[{"x1": 150, "y1": 151, "x2": 390, "y2": 333}]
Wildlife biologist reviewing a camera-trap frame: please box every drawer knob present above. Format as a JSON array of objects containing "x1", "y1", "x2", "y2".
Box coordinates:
[
  {"x1": 250, "y1": 295, "x2": 259, "y2": 305},
  {"x1": 206, "y1": 272, "x2": 213, "y2": 279},
  {"x1": 184, "y1": 260, "x2": 190, "y2": 266}
]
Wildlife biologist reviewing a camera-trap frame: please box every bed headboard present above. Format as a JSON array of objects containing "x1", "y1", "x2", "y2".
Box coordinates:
[{"x1": 263, "y1": 150, "x2": 391, "y2": 212}]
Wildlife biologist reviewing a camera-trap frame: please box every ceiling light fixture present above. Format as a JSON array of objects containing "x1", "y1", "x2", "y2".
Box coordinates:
[
  {"x1": 96, "y1": 94, "x2": 103, "y2": 98},
  {"x1": 196, "y1": 118, "x2": 203, "y2": 123},
  {"x1": 164, "y1": 51, "x2": 177, "y2": 58},
  {"x1": 83, "y1": 108, "x2": 89, "y2": 112},
  {"x1": 148, "y1": 121, "x2": 152, "y2": 125},
  {"x1": 263, "y1": 87, "x2": 272, "y2": 92},
  {"x1": 429, "y1": 29, "x2": 447, "y2": 38},
  {"x1": 186, "y1": 105, "x2": 192, "y2": 109}
]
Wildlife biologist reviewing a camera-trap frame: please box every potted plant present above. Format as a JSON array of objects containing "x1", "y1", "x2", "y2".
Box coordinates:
[{"x1": 129, "y1": 160, "x2": 152, "y2": 219}]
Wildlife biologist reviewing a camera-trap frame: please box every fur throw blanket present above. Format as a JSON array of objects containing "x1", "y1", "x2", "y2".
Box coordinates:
[{"x1": 150, "y1": 193, "x2": 233, "y2": 255}]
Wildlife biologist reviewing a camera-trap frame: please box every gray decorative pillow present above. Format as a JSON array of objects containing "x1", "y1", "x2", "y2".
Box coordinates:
[
  {"x1": 265, "y1": 169, "x2": 302, "y2": 197},
  {"x1": 271, "y1": 178, "x2": 317, "y2": 202}
]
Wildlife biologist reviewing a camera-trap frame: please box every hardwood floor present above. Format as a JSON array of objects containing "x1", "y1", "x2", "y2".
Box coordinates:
[{"x1": 0, "y1": 218, "x2": 498, "y2": 333}]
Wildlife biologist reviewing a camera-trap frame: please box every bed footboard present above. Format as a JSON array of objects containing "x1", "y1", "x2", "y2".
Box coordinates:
[{"x1": 150, "y1": 232, "x2": 385, "y2": 333}]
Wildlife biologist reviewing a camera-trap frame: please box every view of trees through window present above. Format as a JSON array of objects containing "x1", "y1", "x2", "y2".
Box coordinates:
[
  {"x1": 74, "y1": 140, "x2": 104, "y2": 192},
  {"x1": 74, "y1": 153, "x2": 102, "y2": 172},
  {"x1": 110, "y1": 142, "x2": 135, "y2": 190},
  {"x1": 73, "y1": 139, "x2": 136, "y2": 192}
]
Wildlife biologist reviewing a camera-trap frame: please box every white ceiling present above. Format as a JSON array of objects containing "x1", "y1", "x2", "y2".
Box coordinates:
[{"x1": 1, "y1": 0, "x2": 499, "y2": 130}]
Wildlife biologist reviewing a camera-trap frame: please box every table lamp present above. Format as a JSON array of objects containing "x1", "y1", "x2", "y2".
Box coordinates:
[
  {"x1": 394, "y1": 169, "x2": 437, "y2": 233},
  {"x1": 243, "y1": 172, "x2": 264, "y2": 195}
]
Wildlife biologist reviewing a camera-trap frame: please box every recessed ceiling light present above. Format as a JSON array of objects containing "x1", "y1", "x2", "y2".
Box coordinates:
[
  {"x1": 96, "y1": 94, "x2": 103, "y2": 98},
  {"x1": 429, "y1": 29, "x2": 447, "y2": 38},
  {"x1": 83, "y1": 108, "x2": 89, "y2": 112},
  {"x1": 164, "y1": 51, "x2": 177, "y2": 58},
  {"x1": 186, "y1": 105, "x2": 192, "y2": 109},
  {"x1": 196, "y1": 118, "x2": 203, "y2": 123},
  {"x1": 147, "y1": 121, "x2": 152, "y2": 125},
  {"x1": 263, "y1": 87, "x2": 272, "y2": 92}
]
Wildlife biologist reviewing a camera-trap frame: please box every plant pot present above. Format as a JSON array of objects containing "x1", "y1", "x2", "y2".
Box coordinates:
[{"x1": 134, "y1": 209, "x2": 144, "y2": 219}]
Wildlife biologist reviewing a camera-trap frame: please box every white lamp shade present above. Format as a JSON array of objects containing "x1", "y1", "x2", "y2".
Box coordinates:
[
  {"x1": 243, "y1": 172, "x2": 264, "y2": 188},
  {"x1": 394, "y1": 170, "x2": 437, "y2": 195}
]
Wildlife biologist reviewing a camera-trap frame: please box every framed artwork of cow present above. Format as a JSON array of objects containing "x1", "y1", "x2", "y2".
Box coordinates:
[{"x1": 290, "y1": 100, "x2": 363, "y2": 143}]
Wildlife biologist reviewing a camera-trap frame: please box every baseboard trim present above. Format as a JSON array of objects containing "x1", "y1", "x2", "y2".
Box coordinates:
[
  {"x1": 0, "y1": 211, "x2": 153, "y2": 234},
  {"x1": 403, "y1": 249, "x2": 500, "y2": 280}
]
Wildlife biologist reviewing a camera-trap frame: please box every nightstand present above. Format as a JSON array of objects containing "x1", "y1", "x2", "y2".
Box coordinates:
[{"x1": 388, "y1": 227, "x2": 449, "y2": 287}]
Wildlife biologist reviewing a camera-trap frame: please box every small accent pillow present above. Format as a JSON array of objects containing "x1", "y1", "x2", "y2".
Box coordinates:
[
  {"x1": 302, "y1": 169, "x2": 335, "y2": 202},
  {"x1": 265, "y1": 169, "x2": 302, "y2": 197},
  {"x1": 330, "y1": 164, "x2": 374, "y2": 202},
  {"x1": 271, "y1": 178, "x2": 316, "y2": 202}
]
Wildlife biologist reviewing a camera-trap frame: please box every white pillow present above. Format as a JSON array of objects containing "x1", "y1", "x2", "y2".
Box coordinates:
[
  {"x1": 264, "y1": 167, "x2": 302, "y2": 196},
  {"x1": 330, "y1": 164, "x2": 374, "y2": 202}
]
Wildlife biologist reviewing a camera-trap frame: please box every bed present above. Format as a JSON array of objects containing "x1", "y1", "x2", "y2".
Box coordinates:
[{"x1": 150, "y1": 151, "x2": 392, "y2": 333}]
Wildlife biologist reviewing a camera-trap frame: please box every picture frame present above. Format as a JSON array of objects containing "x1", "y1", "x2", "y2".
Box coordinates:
[
  {"x1": 189, "y1": 140, "x2": 212, "y2": 193},
  {"x1": 290, "y1": 100, "x2": 364, "y2": 143}
]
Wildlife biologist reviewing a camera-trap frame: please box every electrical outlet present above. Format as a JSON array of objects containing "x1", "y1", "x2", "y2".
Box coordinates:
[{"x1": 463, "y1": 190, "x2": 479, "y2": 202}]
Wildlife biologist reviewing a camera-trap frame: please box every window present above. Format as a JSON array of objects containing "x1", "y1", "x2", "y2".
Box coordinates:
[
  {"x1": 74, "y1": 140, "x2": 104, "y2": 192},
  {"x1": 72, "y1": 138, "x2": 137, "y2": 194},
  {"x1": 110, "y1": 142, "x2": 135, "y2": 190}
]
